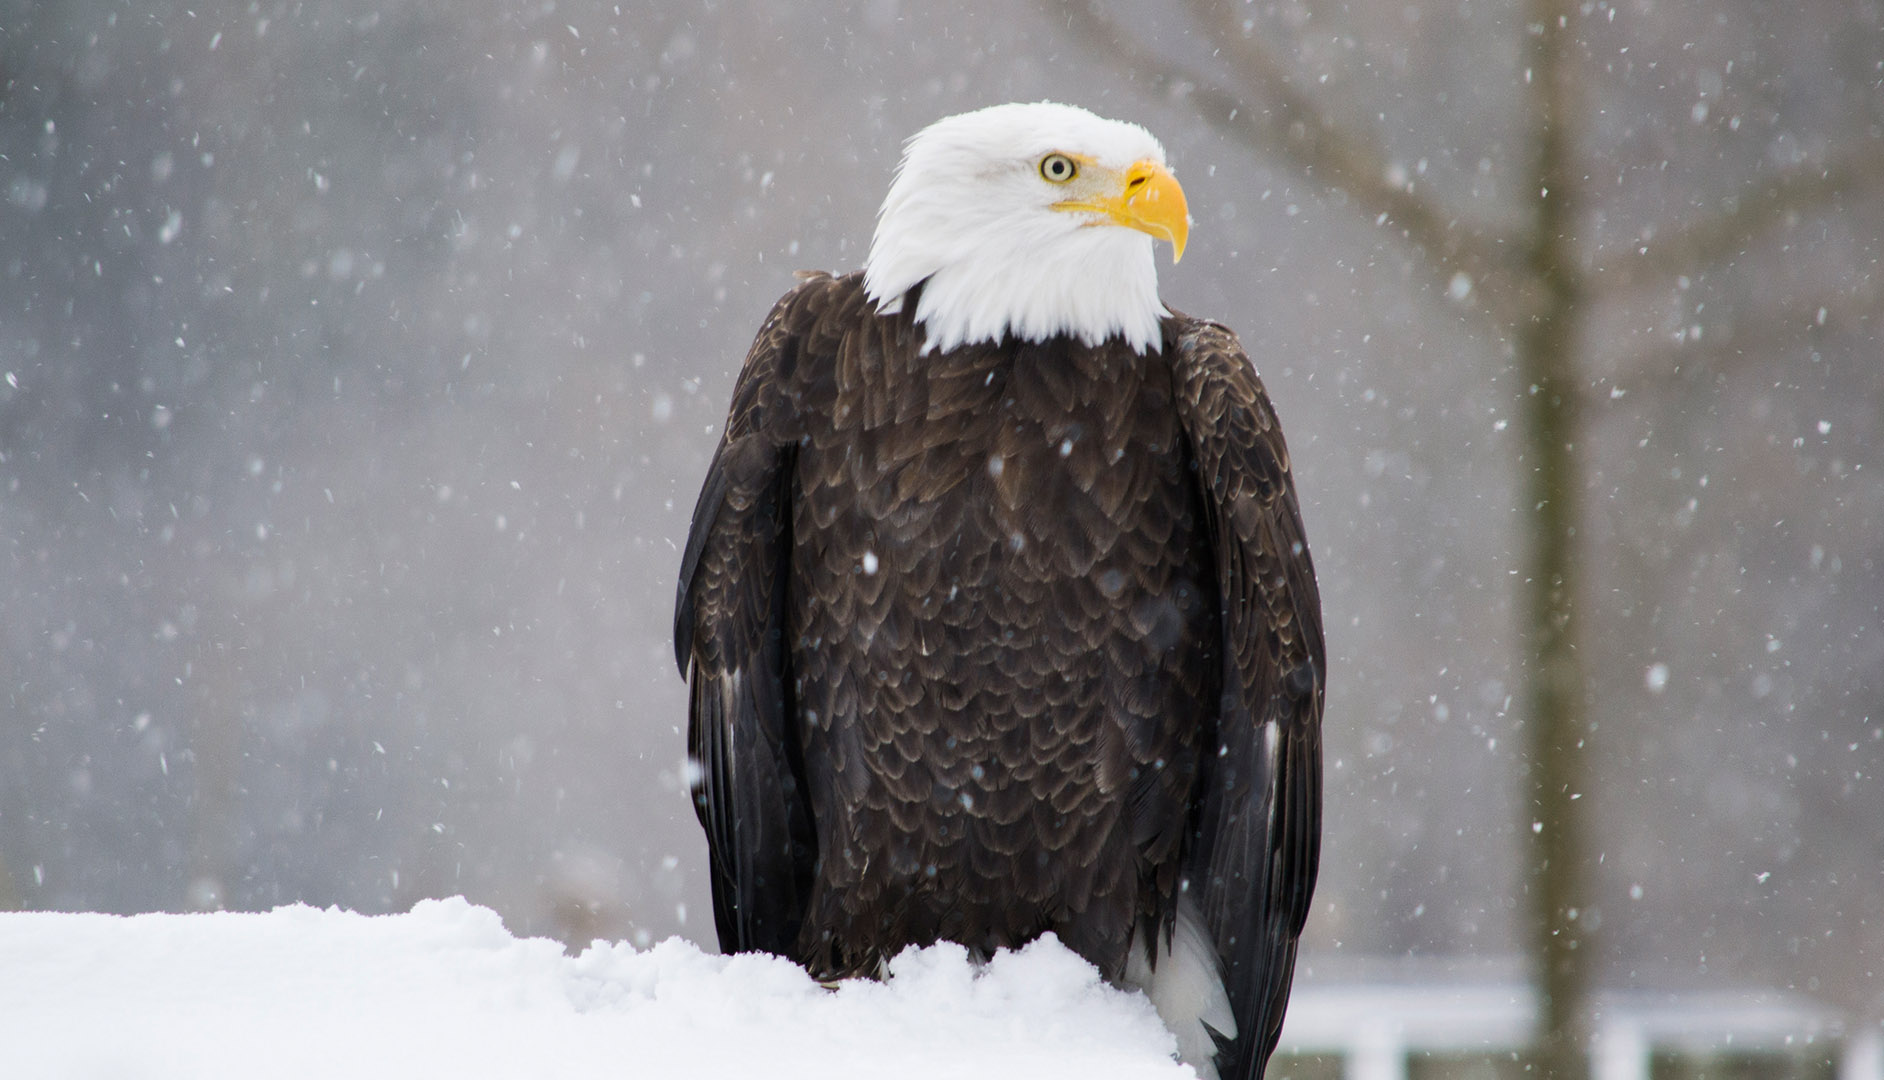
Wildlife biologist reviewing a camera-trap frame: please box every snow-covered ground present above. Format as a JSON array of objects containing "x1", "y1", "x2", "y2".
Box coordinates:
[{"x1": 1, "y1": 897, "x2": 1192, "y2": 1079}]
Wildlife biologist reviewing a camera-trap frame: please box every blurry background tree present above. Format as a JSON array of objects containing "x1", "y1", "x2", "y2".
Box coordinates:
[
  {"x1": 1, "y1": 0, "x2": 1879, "y2": 1063},
  {"x1": 1051, "y1": 0, "x2": 1884, "y2": 1072}
]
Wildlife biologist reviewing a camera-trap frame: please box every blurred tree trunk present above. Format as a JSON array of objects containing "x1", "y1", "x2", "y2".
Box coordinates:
[
  {"x1": 1517, "y1": 2, "x2": 1593, "y2": 1071},
  {"x1": 1053, "y1": 1, "x2": 1884, "y2": 1074}
]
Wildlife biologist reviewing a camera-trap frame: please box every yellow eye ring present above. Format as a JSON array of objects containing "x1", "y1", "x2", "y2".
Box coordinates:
[{"x1": 1039, "y1": 153, "x2": 1078, "y2": 183}]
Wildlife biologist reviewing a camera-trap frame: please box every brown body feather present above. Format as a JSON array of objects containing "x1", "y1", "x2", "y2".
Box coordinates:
[{"x1": 676, "y1": 272, "x2": 1323, "y2": 1080}]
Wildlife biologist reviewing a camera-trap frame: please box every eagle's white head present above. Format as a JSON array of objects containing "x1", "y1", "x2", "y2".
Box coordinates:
[{"x1": 863, "y1": 101, "x2": 1189, "y2": 356}]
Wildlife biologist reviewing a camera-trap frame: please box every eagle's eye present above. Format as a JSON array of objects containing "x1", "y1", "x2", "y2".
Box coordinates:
[{"x1": 1039, "y1": 153, "x2": 1078, "y2": 184}]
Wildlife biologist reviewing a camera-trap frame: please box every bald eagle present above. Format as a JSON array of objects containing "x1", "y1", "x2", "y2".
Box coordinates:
[{"x1": 675, "y1": 102, "x2": 1324, "y2": 1080}]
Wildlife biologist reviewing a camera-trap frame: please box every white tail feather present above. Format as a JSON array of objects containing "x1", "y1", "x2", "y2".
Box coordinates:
[{"x1": 1124, "y1": 892, "x2": 1236, "y2": 1079}]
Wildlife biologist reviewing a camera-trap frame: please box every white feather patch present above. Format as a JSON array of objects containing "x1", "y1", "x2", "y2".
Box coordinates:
[{"x1": 1123, "y1": 892, "x2": 1237, "y2": 1079}]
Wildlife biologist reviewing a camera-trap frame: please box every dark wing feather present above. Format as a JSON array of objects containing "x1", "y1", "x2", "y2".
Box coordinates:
[
  {"x1": 1170, "y1": 317, "x2": 1326, "y2": 1080},
  {"x1": 674, "y1": 279, "x2": 826, "y2": 956}
]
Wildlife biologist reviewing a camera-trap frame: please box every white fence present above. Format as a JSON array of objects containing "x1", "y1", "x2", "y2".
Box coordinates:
[{"x1": 1275, "y1": 960, "x2": 1881, "y2": 1080}]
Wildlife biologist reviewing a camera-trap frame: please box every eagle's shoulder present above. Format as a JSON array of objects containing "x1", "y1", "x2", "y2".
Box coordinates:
[
  {"x1": 710, "y1": 272, "x2": 869, "y2": 444},
  {"x1": 1162, "y1": 312, "x2": 1297, "y2": 495},
  {"x1": 1163, "y1": 313, "x2": 1276, "y2": 423},
  {"x1": 768, "y1": 270, "x2": 877, "y2": 354},
  {"x1": 1162, "y1": 308, "x2": 1323, "y2": 676}
]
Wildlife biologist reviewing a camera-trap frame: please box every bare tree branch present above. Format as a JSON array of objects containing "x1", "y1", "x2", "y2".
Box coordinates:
[
  {"x1": 1049, "y1": 0, "x2": 1523, "y2": 323},
  {"x1": 1596, "y1": 288, "x2": 1882, "y2": 406},
  {"x1": 1179, "y1": 0, "x2": 1502, "y2": 272},
  {"x1": 1594, "y1": 140, "x2": 1884, "y2": 284}
]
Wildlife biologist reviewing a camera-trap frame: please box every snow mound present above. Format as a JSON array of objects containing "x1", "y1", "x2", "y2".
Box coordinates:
[{"x1": 1, "y1": 897, "x2": 1191, "y2": 1079}]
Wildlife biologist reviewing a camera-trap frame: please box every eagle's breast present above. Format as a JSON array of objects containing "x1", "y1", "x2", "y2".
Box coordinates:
[{"x1": 786, "y1": 310, "x2": 1220, "y2": 978}]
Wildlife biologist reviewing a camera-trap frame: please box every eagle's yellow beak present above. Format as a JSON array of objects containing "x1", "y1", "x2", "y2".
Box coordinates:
[{"x1": 1055, "y1": 158, "x2": 1190, "y2": 263}]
